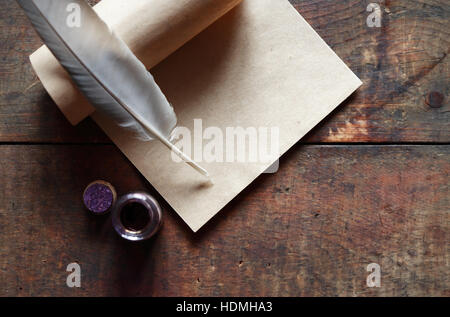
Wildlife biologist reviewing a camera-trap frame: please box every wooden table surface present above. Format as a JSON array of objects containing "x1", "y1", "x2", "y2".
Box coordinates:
[{"x1": 0, "y1": 0, "x2": 448, "y2": 297}]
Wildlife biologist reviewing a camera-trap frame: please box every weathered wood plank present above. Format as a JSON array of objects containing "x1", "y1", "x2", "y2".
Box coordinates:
[
  {"x1": 0, "y1": 0, "x2": 448, "y2": 143},
  {"x1": 0, "y1": 144, "x2": 447, "y2": 296},
  {"x1": 298, "y1": 0, "x2": 449, "y2": 142}
]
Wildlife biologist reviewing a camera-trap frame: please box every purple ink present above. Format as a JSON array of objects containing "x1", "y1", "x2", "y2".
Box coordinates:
[{"x1": 83, "y1": 181, "x2": 117, "y2": 215}]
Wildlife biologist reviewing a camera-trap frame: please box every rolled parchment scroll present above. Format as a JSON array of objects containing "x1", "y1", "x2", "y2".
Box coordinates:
[{"x1": 30, "y1": 0, "x2": 243, "y2": 125}]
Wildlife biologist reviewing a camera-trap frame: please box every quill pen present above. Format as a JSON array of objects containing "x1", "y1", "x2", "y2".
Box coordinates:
[{"x1": 17, "y1": 0, "x2": 210, "y2": 179}]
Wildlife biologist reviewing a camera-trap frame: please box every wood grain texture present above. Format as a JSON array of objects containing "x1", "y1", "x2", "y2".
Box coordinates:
[
  {"x1": 0, "y1": 0, "x2": 448, "y2": 143},
  {"x1": 0, "y1": 0, "x2": 448, "y2": 297},
  {"x1": 0, "y1": 145, "x2": 448, "y2": 296},
  {"x1": 297, "y1": 0, "x2": 449, "y2": 142}
]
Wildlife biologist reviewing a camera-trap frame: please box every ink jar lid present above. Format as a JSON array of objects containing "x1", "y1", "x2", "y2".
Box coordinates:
[
  {"x1": 83, "y1": 180, "x2": 117, "y2": 215},
  {"x1": 112, "y1": 192, "x2": 163, "y2": 241}
]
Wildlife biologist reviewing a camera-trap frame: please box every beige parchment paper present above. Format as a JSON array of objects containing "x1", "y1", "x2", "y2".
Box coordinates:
[
  {"x1": 31, "y1": 0, "x2": 243, "y2": 125},
  {"x1": 30, "y1": 0, "x2": 362, "y2": 232}
]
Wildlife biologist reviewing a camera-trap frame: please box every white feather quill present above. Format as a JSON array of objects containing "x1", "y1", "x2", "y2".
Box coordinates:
[{"x1": 18, "y1": 0, "x2": 209, "y2": 178}]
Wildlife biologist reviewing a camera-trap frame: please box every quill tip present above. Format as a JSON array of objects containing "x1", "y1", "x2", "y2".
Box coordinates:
[
  {"x1": 200, "y1": 169, "x2": 214, "y2": 186},
  {"x1": 198, "y1": 177, "x2": 214, "y2": 189}
]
